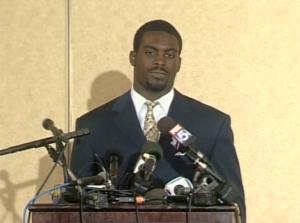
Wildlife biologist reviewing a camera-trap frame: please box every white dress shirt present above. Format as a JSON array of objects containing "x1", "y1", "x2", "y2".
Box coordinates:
[{"x1": 130, "y1": 87, "x2": 174, "y2": 131}]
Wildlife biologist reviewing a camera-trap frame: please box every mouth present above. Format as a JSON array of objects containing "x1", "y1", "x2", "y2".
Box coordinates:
[{"x1": 149, "y1": 69, "x2": 168, "y2": 79}]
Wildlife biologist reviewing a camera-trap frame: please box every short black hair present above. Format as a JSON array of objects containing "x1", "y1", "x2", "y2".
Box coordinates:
[{"x1": 133, "y1": 19, "x2": 182, "y2": 54}]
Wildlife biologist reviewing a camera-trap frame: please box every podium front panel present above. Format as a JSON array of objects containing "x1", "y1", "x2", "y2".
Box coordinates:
[{"x1": 29, "y1": 204, "x2": 241, "y2": 223}]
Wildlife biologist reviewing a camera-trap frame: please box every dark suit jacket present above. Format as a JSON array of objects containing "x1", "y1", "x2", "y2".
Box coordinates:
[{"x1": 70, "y1": 89, "x2": 246, "y2": 222}]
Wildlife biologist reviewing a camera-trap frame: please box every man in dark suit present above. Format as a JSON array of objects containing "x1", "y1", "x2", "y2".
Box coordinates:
[{"x1": 70, "y1": 19, "x2": 246, "y2": 222}]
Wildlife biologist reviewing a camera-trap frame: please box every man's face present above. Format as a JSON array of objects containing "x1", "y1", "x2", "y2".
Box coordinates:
[{"x1": 130, "y1": 31, "x2": 181, "y2": 96}]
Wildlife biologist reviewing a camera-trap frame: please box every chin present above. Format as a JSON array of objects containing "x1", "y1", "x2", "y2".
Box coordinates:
[{"x1": 147, "y1": 83, "x2": 166, "y2": 92}]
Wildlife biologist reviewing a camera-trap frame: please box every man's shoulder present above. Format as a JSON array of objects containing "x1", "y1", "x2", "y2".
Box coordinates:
[
  {"x1": 78, "y1": 91, "x2": 131, "y2": 121},
  {"x1": 175, "y1": 90, "x2": 229, "y2": 118}
]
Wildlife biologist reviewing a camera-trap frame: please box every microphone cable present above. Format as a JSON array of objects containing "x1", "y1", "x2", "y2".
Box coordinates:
[
  {"x1": 26, "y1": 142, "x2": 70, "y2": 223},
  {"x1": 76, "y1": 161, "x2": 107, "y2": 179},
  {"x1": 23, "y1": 183, "x2": 70, "y2": 223},
  {"x1": 35, "y1": 142, "x2": 69, "y2": 199},
  {"x1": 187, "y1": 193, "x2": 193, "y2": 223},
  {"x1": 133, "y1": 190, "x2": 141, "y2": 223},
  {"x1": 80, "y1": 188, "x2": 98, "y2": 223}
]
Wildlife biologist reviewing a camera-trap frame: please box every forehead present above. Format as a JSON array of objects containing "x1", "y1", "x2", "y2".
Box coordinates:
[{"x1": 139, "y1": 31, "x2": 180, "y2": 51}]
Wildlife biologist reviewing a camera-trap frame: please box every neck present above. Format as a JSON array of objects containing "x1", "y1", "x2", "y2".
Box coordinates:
[{"x1": 134, "y1": 88, "x2": 170, "y2": 101}]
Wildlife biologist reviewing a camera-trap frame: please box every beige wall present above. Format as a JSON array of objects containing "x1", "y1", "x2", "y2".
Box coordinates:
[
  {"x1": 1, "y1": 1, "x2": 300, "y2": 222},
  {"x1": 0, "y1": 0, "x2": 67, "y2": 222}
]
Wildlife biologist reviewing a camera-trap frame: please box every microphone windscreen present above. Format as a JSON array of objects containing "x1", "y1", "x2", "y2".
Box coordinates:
[
  {"x1": 74, "y1": 173, "x2": 106, "y2": 186},
  {"x1": 216, "y1": 181, "x2": 238, "y2": 204},
  {"x1": 105, "y1": 148, "x2": 123, "y2": 166},
  {"x1": 157, "y1": 117, "x2": 176, "y2": 135},
  {"x1": 42, "y1": 118, "x2": 54, "y2": 130},
  {"x1": 141, "y1": 142, "x2": 163, "y2": 162},
  {"x1": 144, "y1": 188, "x2": 166, "y2": 204}
]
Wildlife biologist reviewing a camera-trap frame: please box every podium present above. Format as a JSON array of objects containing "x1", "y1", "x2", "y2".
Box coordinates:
[{"x1": 29, "y1": 203, "x2": 241, "y2": 223}]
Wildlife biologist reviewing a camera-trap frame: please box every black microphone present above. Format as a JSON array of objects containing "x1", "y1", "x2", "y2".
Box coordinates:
[
  {"x1": 144, "y1": 188, "x2": 190, "y2": 204},
  {"x1": 105, "y1": 148, "x2": 123, "y2": 189},
  {"x1": 43, "y1": 118, "x2": 71, "y2": 182},
  {"x1": 0, "y1": 128, "x2": 90, "y2": 156},
  {"x1": 69, "y1": 172, "x2": 107, "y2": 186},
  {"x1": 144, "y1": 188, "x2": 166, "y2": 204},
  {"x1": 42, "y1": 118, "x2": 68, "y2": 143},
  {"x1": 131, "y1": 142, "x2": 163, "y2": 195},
  {"x1": 143, "y1": 188, "x2": 219, "y2": 206},
  {"x1": 215, "y1": 181, "x2": 238, "y2": 204}
]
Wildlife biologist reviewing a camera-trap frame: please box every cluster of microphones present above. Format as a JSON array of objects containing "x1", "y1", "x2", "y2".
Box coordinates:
[
  {"x1": 0, "y1": 117, "x2": 237, "y2": 209},
  {"x1": 49, "y1": 116, "x2": 237, "y2": 209}
]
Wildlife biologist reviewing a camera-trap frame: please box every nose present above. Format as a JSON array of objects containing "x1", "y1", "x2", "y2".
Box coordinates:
[{"x1": 154, "y1": 53, "x2": 166, "y2": 66}]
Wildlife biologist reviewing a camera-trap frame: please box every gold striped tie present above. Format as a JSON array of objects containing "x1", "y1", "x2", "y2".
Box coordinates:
[{"x1": 144, "y1": 100, "x2": 159, "y2": 142}]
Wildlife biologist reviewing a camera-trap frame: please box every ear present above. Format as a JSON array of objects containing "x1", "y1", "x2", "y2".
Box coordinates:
[
  {"x1": 129, "y1": 51, "x2": 137, "y2": 66},
  {"x1": 177, "y1": 57, "x2": 182, "y2": 72}
]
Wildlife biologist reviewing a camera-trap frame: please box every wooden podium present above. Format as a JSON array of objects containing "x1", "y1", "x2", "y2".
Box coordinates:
[{"x1": 29, "y1": 203, "x2": 241, "y2": 223}]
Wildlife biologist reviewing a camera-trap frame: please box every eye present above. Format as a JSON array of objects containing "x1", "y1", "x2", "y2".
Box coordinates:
[
  {"x1": 165, "y1": 51, "x2": 177, "y2": 58},
  {"x1": 165, "y1": 53, "x2": 175, "y2": 58},
  {"x1": 145, "y1": 51, "x2": 157, "y2": 57}
]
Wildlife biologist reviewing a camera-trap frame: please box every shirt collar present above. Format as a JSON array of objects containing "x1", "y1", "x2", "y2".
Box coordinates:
[{"x1": 131, "y1": 87, "x2": 174, "y2": 115}]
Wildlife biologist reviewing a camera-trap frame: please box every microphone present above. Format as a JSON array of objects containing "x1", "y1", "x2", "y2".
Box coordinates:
[
  {"x1": 69, "y1": 172, "x2": 107, "y2": 186},
  {"x1": 132, "y1": 142, "x2": 163, "y2": 175},
  {"x1": 133, "y1": 156, "x2": 145, "y2": 174},
  {"x1": 105, "y1": 148, "x2": 123, "y2": 189},
  {"x1": 144, "y1": 188, "x2": 191, "y2": 204},
  {"x1": 144, "y1": 188, "x2": 166, "y2": 204},
  {"x1": 157, "y1": 117, "x2": 223, "y2": 181},
  {"x1": 42, "y1": 118, "x2": 68, "y2": 143},
  {"x1": 143, "y1": 188, "x2": 219, "y2": 206},
  {"x1": 109, "y1": 195, "x2": 146, "y2": 204},
  {"x1": 141, "y1": 142, "x2": 163, "y2": 182},
  {"x1": 144, "y1": 188, "x2": 191, "y2": 205},
  {"x1": 164, "y1": 176, "x2": 193, "y2": 195},
  {"x1": 0, "y1": 128, "x2": 90, "y2": 156},
  {"x1": 157, "y1": 117, "x2": 209, "y2": 164},
  {"x1": 158, "y1": 117, "x2": 238, "y2": 204},
  {"x1": 131, "y1": 142, "x2": 163, "y2": 194},
  {"x1": 42, "y1": 118, "x2": 71, "y2": 182}
]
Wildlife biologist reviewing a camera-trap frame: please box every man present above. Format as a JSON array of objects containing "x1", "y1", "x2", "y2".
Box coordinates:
[{"x1": 70, "y1": 19, "x2": 246, "y2": 222}]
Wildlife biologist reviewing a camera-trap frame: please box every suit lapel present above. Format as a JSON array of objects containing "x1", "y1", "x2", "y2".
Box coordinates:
[
  {"x1": 168, "y1": 90, "x2": 194, "y2": 128},
  {"x1": 111, "y1": 91, "x2": 146, "y2": 149},
  {"x1": 109, "y1": 90, "x2": 194, "y2": 151}
]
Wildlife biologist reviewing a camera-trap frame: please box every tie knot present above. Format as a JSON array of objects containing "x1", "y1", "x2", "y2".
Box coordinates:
[{"x1": 145, "y1": 100, "x2": 159, "y2": 110}]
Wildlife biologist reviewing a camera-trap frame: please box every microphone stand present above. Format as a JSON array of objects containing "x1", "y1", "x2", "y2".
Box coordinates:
[
  {"x1": 44, "y1": 129, "x2": 82, "y2": 204},
  {"x1": 54, "y1": 131, "x2": 69, "y2": 183},
  {"x1": 0, "y1": 128, "x2": 90, "y2": 156},
  {"x1": 44, "y1": 140, "x2": 69, "y2": 183},
  {"x1": 192, "y1": 158, "x2": 224, "y2": 183},
  {"x1": 0, "y1": 124, "x2": 89, "y2": 205},
  {"x1": 191, "y1": 158, "x2": 238, "y2": 205}
]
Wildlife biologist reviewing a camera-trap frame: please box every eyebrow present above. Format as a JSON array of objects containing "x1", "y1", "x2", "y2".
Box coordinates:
[{"x1": 143, "y1": 45, "x2": 178, "y2": 53}]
